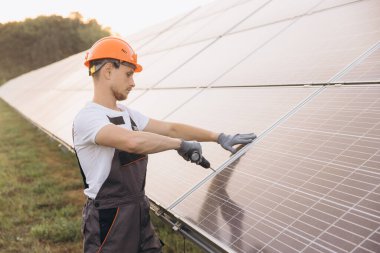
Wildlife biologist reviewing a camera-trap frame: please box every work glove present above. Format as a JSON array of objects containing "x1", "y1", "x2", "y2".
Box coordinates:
[
  {"x1": 217, "y1": 133, "x2": 256, "y2": 154},
  {"x1": 177, "y1": 140, "x2": 203, "y2": 164}
]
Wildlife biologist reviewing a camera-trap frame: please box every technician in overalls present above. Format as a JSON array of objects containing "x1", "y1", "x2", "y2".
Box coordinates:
[{"x1": 72, "y1": 36, "x2": 256, "y2": 253}]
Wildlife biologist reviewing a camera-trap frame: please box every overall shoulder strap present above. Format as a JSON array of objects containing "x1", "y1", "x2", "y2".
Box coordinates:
[{"x1": 126, "y1": 109, "x2": 139, "y2": 131}]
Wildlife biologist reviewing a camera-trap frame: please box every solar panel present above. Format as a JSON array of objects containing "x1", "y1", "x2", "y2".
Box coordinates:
[
  {"x1": 145, "y1": 86, "x2": 318, "y2": 208},
  {"x1": 155, "y1": 21, "x2": 292, "y2": 88},
  {"x1": 134, "y1": 50, "x2": 168, "y2": 72},
  {"x1": 127, "y1": 89, "x2": 202, "y2": 120},
  {"x1": 182, "y1": 0, "x2": 249, "y2": 25},
  {"x1": 138, "y1": 14, "x2": 218, "y2": 55},
  {"x1": 138, "y1": 0, "x2": 289, "y2": 88},
  {"x1": 138, "y1": 0, "x2": 252, "y2": 55},
  {"x1": 311, "y1": 0, "x2": 361, "y2": 13},
  {"x1": 178, "y1": 0, "x2": 269, "y2": 46},
  {"x1": 230, "y1": 0, "x2": 321, "y2": 33},
  {"x1": 134, "y1": 40, "x2": 212, "y2": 88},
  {"x1": 171, "y1": 85, "x2": 380, "y2": 253},
  {"x1": 212, "y1": 0, "x2": 380, "y2": 86},
  {"x1": 125, "y1": 11, "x2": 193, "y2": 51},
  {"x1": 233, "y1": 0, "x2": 363, "y2": 34}
]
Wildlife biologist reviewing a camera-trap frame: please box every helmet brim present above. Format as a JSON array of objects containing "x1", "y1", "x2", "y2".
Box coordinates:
[{"x1": 135, "y1": 63, "x2": 143, "y2": 72}]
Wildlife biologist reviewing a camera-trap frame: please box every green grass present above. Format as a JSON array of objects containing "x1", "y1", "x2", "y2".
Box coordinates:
[
  {"x1": 0, "y1": 98, "x2": 203, "y2": 253},
  {"x1": 0, "y1": 98, "x2": 83, "y2": 252}
]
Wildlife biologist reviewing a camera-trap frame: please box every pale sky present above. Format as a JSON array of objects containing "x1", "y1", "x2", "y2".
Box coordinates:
[{"x1": 0, "y1": 0, "x2": 215, "y2": 36}]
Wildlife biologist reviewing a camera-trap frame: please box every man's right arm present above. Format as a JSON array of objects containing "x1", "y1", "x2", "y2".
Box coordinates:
[
  {"x1": 96, "y1": 124, "x2": 204, "y2": 164},
  {"x1": 95, "y1": 124, "x2": 182, "y2": 155}
]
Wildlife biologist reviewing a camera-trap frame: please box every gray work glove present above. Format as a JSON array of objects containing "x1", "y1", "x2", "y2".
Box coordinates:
[
  {"x1": 217, "y1": 133, "x2": 256, "y2": 154},
  {"x1": 177, "y1": 140, "x2": 202, "y2": 164}
]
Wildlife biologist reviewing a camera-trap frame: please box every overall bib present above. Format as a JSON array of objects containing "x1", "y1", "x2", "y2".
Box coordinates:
[{"x1": 75, "y1": 115, "x2": 162, "y2": 253}]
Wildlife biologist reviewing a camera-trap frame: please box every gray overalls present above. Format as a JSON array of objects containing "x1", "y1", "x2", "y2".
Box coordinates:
[{"x1": 74, "y1": 115, "x2": 162, "y2": 253}]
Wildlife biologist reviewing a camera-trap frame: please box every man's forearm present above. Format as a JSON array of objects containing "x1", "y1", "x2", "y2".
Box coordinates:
[
  {"x1": 96, "y1": 124, "x2": 182, "y2": 154},
  {"x1": 167, "y1": 122, "x2": 220, "y2": 142},
  {"x1": 125, "y1": 131, "x2": 182, "y2": 154}
]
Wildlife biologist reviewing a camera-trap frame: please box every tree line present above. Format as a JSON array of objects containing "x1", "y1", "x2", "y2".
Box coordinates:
[{"x1": 0, "y1": 13, "x2": 110, "y2": 85}]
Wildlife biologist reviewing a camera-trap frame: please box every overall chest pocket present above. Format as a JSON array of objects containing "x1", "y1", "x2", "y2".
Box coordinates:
[{"x1": 119, "y1": 151, "x2": 145, "y2": 166}]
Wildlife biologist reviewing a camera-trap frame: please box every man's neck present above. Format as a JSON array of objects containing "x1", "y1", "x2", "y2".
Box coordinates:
[
  {"x1": 93, "y1": 93, "x2": 120, "y2": 112},
  {"x1": 92, "y1": 81, "x2": 123, "y2": 111}
]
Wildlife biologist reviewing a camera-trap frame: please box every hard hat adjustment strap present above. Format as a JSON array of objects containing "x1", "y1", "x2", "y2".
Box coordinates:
[{"x1": 89, "y1": 59, "x2": 120, "y2": 76}]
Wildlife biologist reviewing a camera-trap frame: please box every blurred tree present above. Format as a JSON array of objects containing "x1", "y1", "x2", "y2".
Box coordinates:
[{"x1": 0, "y1": 13, "x2": 110, "y2": 85}]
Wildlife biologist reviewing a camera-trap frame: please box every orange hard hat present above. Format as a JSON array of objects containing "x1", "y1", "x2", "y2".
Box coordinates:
[{"x1": 84, "y1": 36, "x2": 142, "y2": 72}]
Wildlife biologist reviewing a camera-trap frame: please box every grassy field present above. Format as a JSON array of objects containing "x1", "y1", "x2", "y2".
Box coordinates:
[{"x1": 0, "y1": 98, "x2": 203, "y2": 253}]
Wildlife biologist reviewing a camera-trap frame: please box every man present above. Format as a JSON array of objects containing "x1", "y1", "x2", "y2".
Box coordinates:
[{"x1": 73, "y1": 36, "x2": 256, "y2": 253}]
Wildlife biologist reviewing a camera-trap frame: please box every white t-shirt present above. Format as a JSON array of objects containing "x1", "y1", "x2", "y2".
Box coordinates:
[{"x1": 72, "y1": 102, "x2": 149, "y2": 199}]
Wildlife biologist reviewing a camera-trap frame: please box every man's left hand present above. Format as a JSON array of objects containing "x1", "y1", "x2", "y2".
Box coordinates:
[{"x1": 217, "y1": 133, "x2": 256, "y2": 154}]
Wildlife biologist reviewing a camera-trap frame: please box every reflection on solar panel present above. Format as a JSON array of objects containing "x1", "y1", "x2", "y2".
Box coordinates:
[
  {"x1": 0, "y1": 0, "x2": 379, "y2": 252},
  {"x1": 172, "y1": 85, "x2": 380, "y2": 252},
  {"x1": 144, "y1": 87, "x2": 319, "y2": 208}
]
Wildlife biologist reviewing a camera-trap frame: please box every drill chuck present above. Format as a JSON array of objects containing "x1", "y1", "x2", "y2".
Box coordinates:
[{"x1": 190, "y1": 151, "x2": 211, "y2": 169}]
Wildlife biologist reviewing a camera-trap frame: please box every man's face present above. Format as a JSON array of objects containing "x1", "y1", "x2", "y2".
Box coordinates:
[{"x1": 110, "y1": 64, "x2": 135, "y2": 101}]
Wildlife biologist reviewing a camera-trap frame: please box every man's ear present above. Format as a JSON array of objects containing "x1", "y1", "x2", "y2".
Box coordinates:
[{"x1": 102, "y1": 62, "x2": 114, "y2": 80}]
